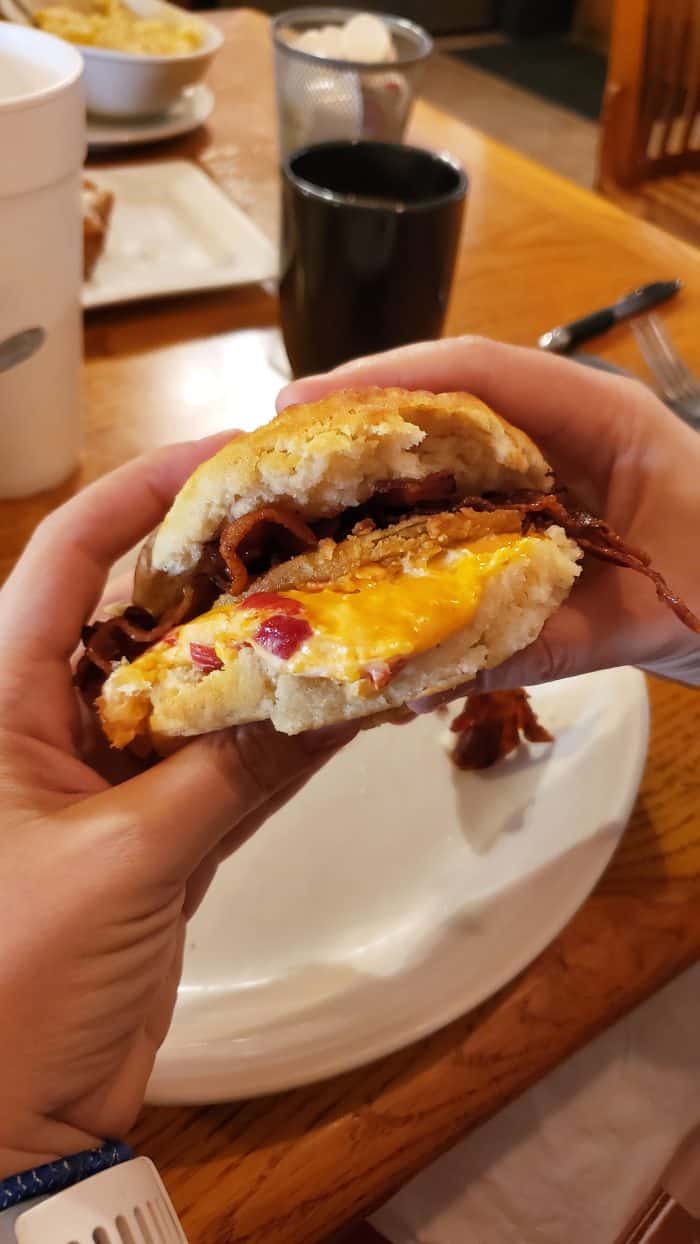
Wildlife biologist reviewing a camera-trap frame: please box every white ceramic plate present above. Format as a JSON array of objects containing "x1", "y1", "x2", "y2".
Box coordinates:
[
  {"x1": 85, "y1": 82, "x2": 213, "y2": 149},
  {"x1": 82, "y1": 160, "x2": 277, "y2": 308},
  {"x1": 148, "y1": 666, "x2": 649, "y2": 1104}
]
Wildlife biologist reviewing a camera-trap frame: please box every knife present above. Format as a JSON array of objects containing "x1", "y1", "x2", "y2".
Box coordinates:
[
  {"x1": 613, "y1": 1122, "x2": 700, "y2": 1244},
  {"x1": 538, "y1": 280, "x2": 682, "y2": 353}
]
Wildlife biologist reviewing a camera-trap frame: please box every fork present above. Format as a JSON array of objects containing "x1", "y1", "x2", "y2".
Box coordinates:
[{"x1": 633, "y1": 314, "x2": 700, "y2": 426}]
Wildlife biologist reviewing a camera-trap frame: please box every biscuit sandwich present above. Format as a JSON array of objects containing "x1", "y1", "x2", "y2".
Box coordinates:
[{"x1": 81, "y1": 387, "x2": 694, "y2": 750}]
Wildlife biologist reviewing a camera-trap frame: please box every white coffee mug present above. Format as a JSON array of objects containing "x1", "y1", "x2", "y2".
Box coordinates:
[{"x1": 0, "y1": 25, "x2": 85, "y2": 498}]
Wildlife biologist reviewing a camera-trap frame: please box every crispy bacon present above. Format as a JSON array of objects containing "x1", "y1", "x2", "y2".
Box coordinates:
[
  {"x1": 75, "y1": 588, "x2": 197, "y2": 702},
  {"x1": 195, "y1": 542, "x2": 230, "y2": 594},
  {"x1": 374, "y1": 469, "x2": 457, "y2": 510},
  {"x1": 311, "y1": 515, "x2": 342, "y2": 540},
  {"x1": 324, "y1": 471, "x2": 458, "y2": 541},
  {"x1": 450, "y1": 689, "x2": 553, "y2": 770},
  {"x1": 350, "y1": 517, "x2": 377, "y2": 537},
  {"x1": 457, "y1": 491, "x2": 700, "y2": 633},
  {"x1": 219, "y1": 507, "x2": 318, "y2": 596},
  {"x1": 74, "y1": 508, "x2": 317, "y2": 700}
]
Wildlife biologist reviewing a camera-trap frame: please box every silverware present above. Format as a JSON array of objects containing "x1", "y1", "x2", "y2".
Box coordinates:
[
  {"x1": 0, "y1": 326, "x2": 45, "y2": 375},
  {"x1": 633, "y1": 314, "x2": 700, "y2": 425},
  {"x1": 538, "y1": 280, "x2": 682, "y2": 353},
  {"x1": 612, "y1": 1121, "x2": 700, "y2": 1243}
]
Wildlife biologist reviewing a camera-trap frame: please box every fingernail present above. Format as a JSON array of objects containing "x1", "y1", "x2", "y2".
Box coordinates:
[
  {"x1": 275, "y1": 392, "x2": 295, "y2": 412},
  {"x1": 302, "y1": 722, "x2": 358, "y2": 752}
]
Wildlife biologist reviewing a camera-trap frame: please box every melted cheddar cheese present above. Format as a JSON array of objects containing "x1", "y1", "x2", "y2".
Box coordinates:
[
  {"x1": 126, "y1": 531, "x2": 540, "y2": 692},
  {"x1": 284, "y1": 534, "x2": 531, "y2": 681}
]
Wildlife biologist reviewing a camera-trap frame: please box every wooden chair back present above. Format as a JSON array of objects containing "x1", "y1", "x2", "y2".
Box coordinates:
[{"x1": 599, "y1": 0, "x2": 700, "y2": 191}]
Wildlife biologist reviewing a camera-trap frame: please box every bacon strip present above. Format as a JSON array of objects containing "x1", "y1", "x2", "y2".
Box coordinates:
[
  {"x1": 75, "y1": 588, "x2": 196, "y2": 700},
  {"x1": 326, "y1": 471, "x2": 458, "y2": 541},
  {"x1": 456, "y1": 491, "x2": 700, "y2": 634},
  {"x1": 219, "y1": 506, "x2": 318, "y2": 596},
  {"x1": 450, "y1": 688, "x2": 552, "y2": 770},
  {"x1": 75, "y1": 509, "x2": 319, "y2": 698},
  {"x1": 196, "y1": 542, "x2": 230, "y2": 594},
  {"x1": 374, "y1": 470, "x2": 457, "y2": 510}
]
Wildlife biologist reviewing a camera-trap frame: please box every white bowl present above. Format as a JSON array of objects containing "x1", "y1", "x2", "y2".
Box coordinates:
[{"x1": 0, "y1": 0, "x2": 223, "y2": 118}]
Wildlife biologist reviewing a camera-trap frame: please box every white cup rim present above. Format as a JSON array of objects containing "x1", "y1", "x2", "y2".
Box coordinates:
[{"x1": 0, "y1": 24, "x2": 83, "y2": 113}]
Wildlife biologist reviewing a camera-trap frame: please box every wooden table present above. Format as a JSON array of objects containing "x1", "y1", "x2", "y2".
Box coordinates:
[{"x1": 3, "y1": 10, "x2": 700, "y2": 1242}]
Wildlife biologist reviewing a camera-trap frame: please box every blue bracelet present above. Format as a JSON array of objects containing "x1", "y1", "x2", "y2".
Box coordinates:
[{"x1": 0, "y1": 1141, "x2": 133, "y2": 1211}]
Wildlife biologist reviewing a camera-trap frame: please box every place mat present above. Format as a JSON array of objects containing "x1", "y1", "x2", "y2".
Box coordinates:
[{"x1": 371, "y1": 964, "x2": 700, "y2": 1244}]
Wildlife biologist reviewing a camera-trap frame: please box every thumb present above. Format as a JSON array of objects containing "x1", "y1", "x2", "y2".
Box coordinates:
[
  {"x1": 410, "y1": 607, "x2": 596, "y2": 713},
  {"x1": 478, "y1": 605, "x2": 597, "y2": 692},
  {"x1": 475, "y1": 631, "x2": 576, "y2": 693},
  {"x1": 69, "y1": 720, "x2": 357, "y2": 882}
]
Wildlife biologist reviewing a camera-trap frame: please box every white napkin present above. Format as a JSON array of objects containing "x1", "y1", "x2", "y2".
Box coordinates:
[{"x1": 372, "y1": 964, "x2": 700, "y2": 1244}]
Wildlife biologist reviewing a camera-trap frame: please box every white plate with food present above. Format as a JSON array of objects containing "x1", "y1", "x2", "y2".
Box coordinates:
[
  {"x1": 147, "y1": 665, "x2": 649, "y2": 1104},
  {"x1": 81, "y1": 159, "x2": 277, "y2": 307},
  {"x1": 1, "y1": 0, "x2": 222, "y2": 117}
]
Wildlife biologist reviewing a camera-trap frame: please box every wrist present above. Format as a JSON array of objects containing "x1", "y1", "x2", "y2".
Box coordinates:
[
  {"x1": 0, "y1": 1154, "x2": 177, "y2": 1244},
  {"x1": 640, "y1": 639, "x2": 700, "y2": 686},
  {"x1": 0, "y1": 1142, "x2": 133, "y2": 1214},
  {"x1": 0, "y1": 1151, "x2": 54, "y2": 1183}
]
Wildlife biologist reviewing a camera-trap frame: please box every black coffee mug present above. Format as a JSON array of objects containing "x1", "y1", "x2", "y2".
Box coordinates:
[{"x1": 279, "y1": 140, "x2": 468, "y2": 377}]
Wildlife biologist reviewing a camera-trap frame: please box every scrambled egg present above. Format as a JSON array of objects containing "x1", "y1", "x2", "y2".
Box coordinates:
[{"x1": 34, "y1": 0, "x2": 203, "y2": 55}]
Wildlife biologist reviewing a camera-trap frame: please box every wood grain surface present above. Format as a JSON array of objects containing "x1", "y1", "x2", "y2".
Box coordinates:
[{"x1": 1, "y1": 11, "x2": 699, "y2": 1242}]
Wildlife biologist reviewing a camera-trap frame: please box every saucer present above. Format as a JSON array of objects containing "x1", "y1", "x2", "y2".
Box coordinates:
[{"x1": 87, "y1": 83, "x2": 214, "y2": 150}]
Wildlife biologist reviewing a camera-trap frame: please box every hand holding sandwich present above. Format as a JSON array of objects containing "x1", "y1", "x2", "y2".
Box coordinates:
[
  {"x1": 0, "y1": 434, "x2": 355, "y2": 1180},
  {"x1": 0, "y1": 337, "x2": 698, "y2": 1181},
  {"x1": 89, "y1": 347, "x2": 698, "y2": 749},
  {"x1": 279, "y1": 336, "x2": 700, "y2": 697}
]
